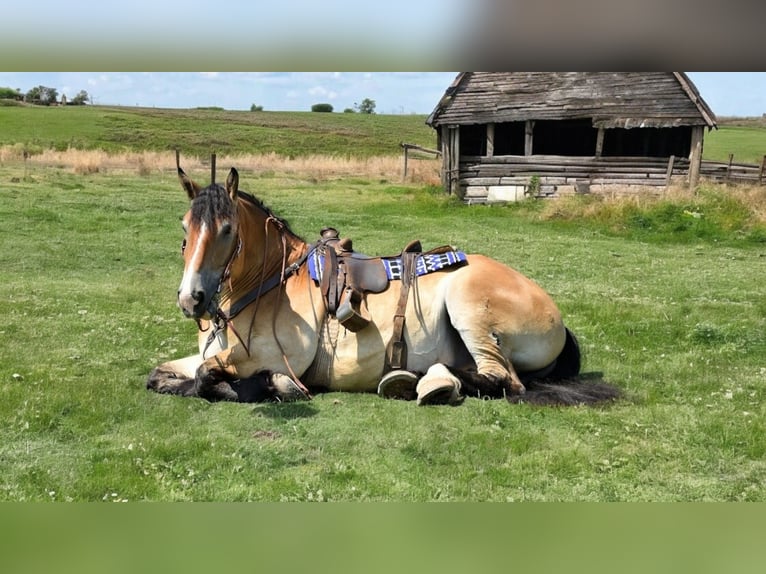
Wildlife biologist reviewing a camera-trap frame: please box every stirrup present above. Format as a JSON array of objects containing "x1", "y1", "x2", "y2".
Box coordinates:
[
  {"x1": 336, "y1": 288, "x2": 371, "y2": 332},
  {"x1": 377, "y1": 370, "x2": 418, "y2": 401}
]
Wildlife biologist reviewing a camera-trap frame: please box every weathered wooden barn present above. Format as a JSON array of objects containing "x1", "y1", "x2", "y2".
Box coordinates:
[{"x1": 426, "y1": 72, "x2": 717, "y2": 202}]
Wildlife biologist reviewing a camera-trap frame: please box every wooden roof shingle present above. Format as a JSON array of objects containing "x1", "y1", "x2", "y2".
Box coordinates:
[{"x1": 427, "y1": 72, "x2": 717, "y2": 130}]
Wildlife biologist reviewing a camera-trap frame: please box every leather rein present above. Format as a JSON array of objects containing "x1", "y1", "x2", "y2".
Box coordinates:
[{"x1": 200, "y1": 214, "x2": 313, "y2": 398}]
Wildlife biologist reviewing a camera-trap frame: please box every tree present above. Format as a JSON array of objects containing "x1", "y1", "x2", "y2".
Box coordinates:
[
  {"x1": 70, "y1": 90, "x2": 90, "y2": 105},
  {"x1": 311, "y1": 103, "x2": 333, "y2": 112},
  {"x1": 355, "y1": 98, "x2": 376, "y2": 114},
  {"x1": 25, "y1": 85, "x2": 58, "y2": 105},
  {"x1": 0, "y1": 87, "x2": 22, "y2": 100},
  {"x1": 250, "y1": 104, "x2": 264, "y2": 111}
]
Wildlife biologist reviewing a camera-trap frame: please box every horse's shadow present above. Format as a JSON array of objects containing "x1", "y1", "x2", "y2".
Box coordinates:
[{"x1": 251, "y1": 402, "x2": 319, "y2": 420}]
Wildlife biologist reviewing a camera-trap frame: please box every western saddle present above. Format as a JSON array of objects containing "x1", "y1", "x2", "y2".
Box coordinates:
[{"x1": 314, "y1": 227, "x2": 422, "y2": 373}]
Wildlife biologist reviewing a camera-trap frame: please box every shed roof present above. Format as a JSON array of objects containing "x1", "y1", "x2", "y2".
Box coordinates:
[{"x1": 427, "y1": 72, "x2": 717, "y2": 130}]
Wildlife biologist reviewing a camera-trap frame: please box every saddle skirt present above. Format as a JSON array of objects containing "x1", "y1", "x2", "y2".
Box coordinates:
[{"x1": 308, "y1": 248, "x2": 467, "y2": 284}]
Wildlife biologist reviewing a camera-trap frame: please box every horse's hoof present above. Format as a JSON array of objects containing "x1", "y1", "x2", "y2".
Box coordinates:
[
  {"x1": 416, "y1": 378, "x2": 462, "y2": 406},
  {"x1": 378, "y1": 370, "x2": 418, "y2": 400},
  {"x1": 272, "y1": 374, "x2": 311, "y2": 402}
]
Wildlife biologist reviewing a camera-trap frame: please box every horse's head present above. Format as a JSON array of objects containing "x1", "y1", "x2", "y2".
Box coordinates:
[{"x1": 177, "y1": 166, "x2": 241, "y2": 320}]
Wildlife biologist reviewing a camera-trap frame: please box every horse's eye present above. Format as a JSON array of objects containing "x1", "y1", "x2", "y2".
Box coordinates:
[
  {"x1": 181, "y1": 239, "x2": 187, "y2": 255},
  {"x1": 221, "y1": 223, "x2": 232, "y2": 236}
]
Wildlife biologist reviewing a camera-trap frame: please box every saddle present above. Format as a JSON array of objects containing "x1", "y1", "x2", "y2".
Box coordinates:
[
  {"x1": 312, "y1": 227, "x2": 467, "y2": 375},
  {"x1": 316, "y1": 227, "x2": 421, "y2": 334}
]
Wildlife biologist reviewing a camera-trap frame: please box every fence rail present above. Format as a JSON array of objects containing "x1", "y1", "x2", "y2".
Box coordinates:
[{"x1": 699, "y1": 154, "x2": 766, "y2": 185}]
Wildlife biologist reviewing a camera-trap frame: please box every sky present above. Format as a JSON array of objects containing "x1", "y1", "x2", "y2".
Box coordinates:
[{"x1": 0, "y1": 72, "x2": 764, "y2": 118}]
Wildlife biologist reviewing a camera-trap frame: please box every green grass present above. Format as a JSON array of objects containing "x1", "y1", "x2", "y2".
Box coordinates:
[
  {"x1": 1, "y1": 162, "x2": 765, "y2": 501},
  {"x1": 0, "y1": 105, "x2": 436, "y2": 157},
  {"x1": 516, "y1": 187, "x2": 766, "y2": 245},
  {"x1": 703, "y1": 125, "x2": 766, "y2": 164},
  {"x1": 4, "y1": 105, "x2": 766, "y2": 165}
]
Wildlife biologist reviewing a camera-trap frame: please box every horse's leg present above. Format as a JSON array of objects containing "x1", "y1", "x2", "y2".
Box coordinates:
[
  {"x1": 442, "y1": 284, "x2": 528, "y2": 400},
  {"x1": 146, "y1": 355, "x2": 201, "y2": 396},
  {"x1": 147, "y1": 353, "x2": 259, "y2": 402},
  {"x1": 192, "y1": 351, "x2": 311, "y2": 403},
  {"x1": 192, "y1": 353, "x2": 249, "y2": 402}
]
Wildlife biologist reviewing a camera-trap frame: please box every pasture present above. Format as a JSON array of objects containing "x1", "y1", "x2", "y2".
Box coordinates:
[{"x1": 1, "y1": 155, "x2": 765, "y2": 501}]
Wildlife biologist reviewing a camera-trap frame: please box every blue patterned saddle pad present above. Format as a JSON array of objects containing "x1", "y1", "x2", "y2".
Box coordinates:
[{"x1": 308, "y1": 248, "x2": 467, "y2": 282}]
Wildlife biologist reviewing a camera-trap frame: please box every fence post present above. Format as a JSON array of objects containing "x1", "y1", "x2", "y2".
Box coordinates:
[
  {"x1": 726, "y1": 153, "x2": 734, "y2": 184},
  {"x1": 402, "y1": 145, "x2": 409, "y2": 181},
  {"x1": 759, "y1": 155, "x2": 766, "y2": 185}
]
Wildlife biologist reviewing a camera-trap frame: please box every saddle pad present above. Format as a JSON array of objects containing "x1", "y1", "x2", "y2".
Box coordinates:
[{"x1": 308, "y1": 248, "x2": 467, "y2": 283}]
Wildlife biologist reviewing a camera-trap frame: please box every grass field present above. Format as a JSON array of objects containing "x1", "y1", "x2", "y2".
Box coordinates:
[
  {"x1": 3, "y1": 104, "x2": 766, "y2": 164},
  {"x1": 0, "y1": 105, "x2": 437, "y2": 158},
  {"x1": 1, "y1": 156, "x2": 765, "y2": 501}
]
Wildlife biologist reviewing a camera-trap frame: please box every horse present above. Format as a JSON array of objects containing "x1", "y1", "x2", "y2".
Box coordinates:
[{"x1": 146, "y1": 162, "x2": 620, "y2": 406}]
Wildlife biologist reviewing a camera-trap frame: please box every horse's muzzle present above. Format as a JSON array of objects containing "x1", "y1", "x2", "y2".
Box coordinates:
[{"x1": 178, "y1": 288, "x2": 210, "y2": 319}]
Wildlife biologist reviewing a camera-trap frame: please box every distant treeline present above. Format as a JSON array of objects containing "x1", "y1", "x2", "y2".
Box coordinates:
[{"x1": 0, "y1": 85, "x2": 90, "y2": 106}]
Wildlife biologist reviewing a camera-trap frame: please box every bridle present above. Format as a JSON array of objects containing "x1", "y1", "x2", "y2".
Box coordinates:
[{"x1": 192, "y1": 209, "x2": 313, "y2": 398}]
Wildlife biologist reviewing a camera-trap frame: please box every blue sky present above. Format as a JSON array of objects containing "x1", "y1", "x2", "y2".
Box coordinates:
[{"x1": 1, "y1": 72, "x2": 764, "y2": 117}]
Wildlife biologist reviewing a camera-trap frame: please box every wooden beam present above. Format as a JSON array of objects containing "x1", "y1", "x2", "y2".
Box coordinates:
[
  {"x1": 440, "y1": 125, "x2": 450, "y2": 191},
  {"x1": 524, "y1": 120, "x2": 535, "y2": 156},
  {"x1": 688, "y1": 125, "x2": 704, "y2": 189},
  {"x1": 486, "y1": 123, "x2": 495, "y2": 157},
  {"x1": 595, "y1": 128, "x2": 605, "y2": 157},
  {"x1": 450, "y1": 127, "x2": 461, "y2": 197},
  {"x1": 665, "y1": 155, "x2": 675, "y2": 190}
]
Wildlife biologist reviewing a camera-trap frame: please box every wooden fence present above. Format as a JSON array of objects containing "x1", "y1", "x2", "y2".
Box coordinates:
[{"x1": 699, "y1": 154, "x2": 766, "y2": 185}]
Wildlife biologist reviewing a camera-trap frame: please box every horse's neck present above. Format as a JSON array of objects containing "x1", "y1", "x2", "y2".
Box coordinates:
[{"x1": 225, "y1": 204, "x2": 307, "y2": 302}]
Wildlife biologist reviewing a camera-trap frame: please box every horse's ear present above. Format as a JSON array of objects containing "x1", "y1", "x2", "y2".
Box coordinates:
[
  {"x1": 225, "y1": 168, "x2": 239, "y2": 202},
  {"x1": 178, "y1": 167, "x2": 202, "y2": 200}
]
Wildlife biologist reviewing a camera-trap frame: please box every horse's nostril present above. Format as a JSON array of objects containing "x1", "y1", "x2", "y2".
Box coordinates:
[{"x1": 192, "y1": 290, "x2": 204, "y2": 303}]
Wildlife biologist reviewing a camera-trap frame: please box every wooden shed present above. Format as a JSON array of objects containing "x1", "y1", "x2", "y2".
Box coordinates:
[{"x1": 426, "y1": 72, "x2": 717, "y2": 202}]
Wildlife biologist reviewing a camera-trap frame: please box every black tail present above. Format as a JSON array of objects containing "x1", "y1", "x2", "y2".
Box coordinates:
[
  {"x1": 449, "y1": 328, "x2": 622, "y2": 407},
  {"x1": 548, "y1": 327, "x2": 581, "y2": 380},
  {"x1": 509, "y1": 328, "x2": 622, "y2": 406}
]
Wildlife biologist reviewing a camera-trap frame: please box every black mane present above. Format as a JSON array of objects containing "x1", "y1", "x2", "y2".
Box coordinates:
[
  {"x1": 189, "y1": 183, "x2": 299, "y2": 240},
  {"x1": 190, "y1": 184, "x2": 234, "y2": 227}
]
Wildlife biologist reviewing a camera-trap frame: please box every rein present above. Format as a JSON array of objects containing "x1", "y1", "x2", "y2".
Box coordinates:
[{"x1": 201, "y1": 214, "x2": 313, "y2": 398}]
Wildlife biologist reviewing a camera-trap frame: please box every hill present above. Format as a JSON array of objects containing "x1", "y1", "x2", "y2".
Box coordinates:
[
  {"x1": 0, "y1": 105, "x2": 437, "y2": 158},
  {"x1": 2, "y1": 104, "x2": 765, "y2": 165}
]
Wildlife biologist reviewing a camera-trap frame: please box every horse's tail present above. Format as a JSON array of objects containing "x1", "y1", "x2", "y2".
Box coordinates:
[
  {"x1": 549, "y1": 327, "x2": 581, "y2": 380},
  {"x1": 508, "y1": 327, "x2": 622, "y2": 406}
]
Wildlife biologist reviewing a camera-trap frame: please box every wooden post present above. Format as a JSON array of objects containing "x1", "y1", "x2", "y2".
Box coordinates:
[
  {"x1": 449, "y1": 126, "x2": 461, "y2": 197},
  {"x1": 759, "y1": 155, "x2": 766, "y2": 185},
  {"x1": 664, "y1": 155, "x2": 675, "y2": 190},
  {"x1": 486, "y1": 123, "x2": 495, "y2": 157},
  {"x1": 524, "y1": 120, "x2": 535, "y2": 156},
  {"x1": 595, "y1": 128, "x2": 605, "y2": 157},
  {"x1": 440, "y1": 125, "x2": 450, "y2": 191},
  {"x1": 211, "y1": 153, "x2": 216, "y2": 184},
  {"x1": 402, "y1": 145, "x2": 408, "y2": 181},
  {"x1": 688, "y1": 126, "x2": 704, "y2": 189},
  {"x1": 726, "y1": 153, "x2": 734, "y2": 184}
]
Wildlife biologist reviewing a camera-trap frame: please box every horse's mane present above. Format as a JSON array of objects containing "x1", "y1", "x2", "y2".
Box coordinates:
[{"x1": 236, "y1": 189, "x2": 302, "y2": 241}]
